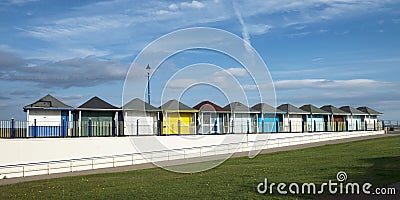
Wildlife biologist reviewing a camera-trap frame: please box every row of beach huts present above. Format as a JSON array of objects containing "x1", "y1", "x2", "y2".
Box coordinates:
[
  {"x1": 0, "y1": 95, "x2": 383, "y2": 138},
  {"x1": 0, "y1": 94, "x2": 383, "y2": 138}
]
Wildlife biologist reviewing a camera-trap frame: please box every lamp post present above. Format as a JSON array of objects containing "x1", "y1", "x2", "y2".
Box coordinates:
[{"x1": 146, "y1": 64, "x2": 151, "y2": 104}]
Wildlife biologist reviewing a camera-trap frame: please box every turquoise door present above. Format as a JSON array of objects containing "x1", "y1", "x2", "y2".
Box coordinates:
[{"x1": 259, "y1": 114, "x2": 278, "y2": 133}]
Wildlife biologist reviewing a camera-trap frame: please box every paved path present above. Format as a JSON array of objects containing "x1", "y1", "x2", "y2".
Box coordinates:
[{"x1": 1, "y1": 132, "x2": 399, "y2": 186}]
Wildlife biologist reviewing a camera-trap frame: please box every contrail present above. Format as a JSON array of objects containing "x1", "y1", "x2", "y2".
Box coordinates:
[{"x1": 233, "y1": 1, "x2": 252, "y2": 52}]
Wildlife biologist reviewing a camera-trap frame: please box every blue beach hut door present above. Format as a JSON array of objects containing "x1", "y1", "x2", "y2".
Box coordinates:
[{"x1": 61, "y1": 111, "x2": 69, "y2": 137}]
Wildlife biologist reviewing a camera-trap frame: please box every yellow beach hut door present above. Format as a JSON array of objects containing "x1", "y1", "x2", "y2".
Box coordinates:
[{"x1": 163, "y1": 113, "x2": 192, "y2": 135}]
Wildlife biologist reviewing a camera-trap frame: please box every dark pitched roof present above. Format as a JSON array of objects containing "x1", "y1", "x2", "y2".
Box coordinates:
[
  {"x1": 339, "y1": 106, "x2": 366, "y2": 116},
  {"x1": 357, "y1": 106, "x2": 382, "y2": 115},
  {"x1": 23, "y1": 94, "x2": 72, "y2": 111},
  {"x1": 223, "y1": 102, "x2": 258, "y2": 113},
  {"x1": 277, "y1": 104, "x2": 309, "y2": 114},
  {"x1": 252, "y1": 103, "x2": 285, "y2": 114},
  {"x1": 320, "y1": 105, "x2": 350, "y2": 115},
  {"x1": 193, "y1": 101, "x2": 229, "y2": 113},
  {"x1": 78, "y1": 96, "x2": 119, "y2": 110},
  {"x1": 160, "y1": 99, "x2": 197, "y2": 112},
  {"x1": 300, "y1": 104, "x2": 330, "y2": 115},
  {"x1": 123, "y1": 98, "x2": 159, "y2": 111}
]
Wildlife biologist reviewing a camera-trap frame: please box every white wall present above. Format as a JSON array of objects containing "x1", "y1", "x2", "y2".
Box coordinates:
[
  {"x1": 0, "y1": 131, "x2": 385, "y2": 178},
  {"x1": 0, "y1": 131, "x2": 384, "y2": 167},
  {"x1": 27, "y1": 110, "x2": 61, "y2": 126}
]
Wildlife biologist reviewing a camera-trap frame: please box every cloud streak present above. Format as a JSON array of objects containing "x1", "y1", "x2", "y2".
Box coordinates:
[{"x1": 275, "y1": 79, "x2": 393, "y2": 90}]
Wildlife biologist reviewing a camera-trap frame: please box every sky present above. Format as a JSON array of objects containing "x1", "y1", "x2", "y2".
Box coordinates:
[{"x1": 0, "y1": 0, "x2": 399, "y2": 120}]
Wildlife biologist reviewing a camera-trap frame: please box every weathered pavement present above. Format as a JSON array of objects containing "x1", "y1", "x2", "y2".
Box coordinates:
[{"x1": 1, "y1": 132, "x2": 399, "y2": 186}]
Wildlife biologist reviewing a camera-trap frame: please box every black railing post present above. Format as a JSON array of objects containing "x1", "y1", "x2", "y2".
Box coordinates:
[
  {"x1": 336, "y1": 121, "x2": 338, "y2": 132},
  {"x1": 289, "y1": 120, "x2": 292, "y2": 133},
  {"x1": 325, "y1": 121, "x2": 328, "y2": 132},
  {"x1": 11, "y1": 118, "x2": 15, "y2": 138},
  {"x1": 231, "y1": 120, "x2": 234, "y2": 134},
  {"x1": 301, "y1": 120, "x2": 304, "y2": 133},
  {"x1": 276, "y1": 120, "x2": 279, "y2": 133},
  {"x1": 61, "y1": 119, "x2": 65, "y2": 137},
  {"x1": 214, "y1": 120, "x2": 218, "y2": 134},
  {"x1": 112, "y1": 120, "x2": 116, "y2": 137},
  {"x1": 382, "y1": 121, "x2": 385, "y2": 131},
  {"x1": 374, "y1": 121, "x2": 376, "y2": 131},
  {"x1": 178, "y1": 120, "x2": 181, "y2": 135},
  {"x1": 157, "y1": 120, "x2": 161, "y2": 136},
  {"x1": 136, "y1": 119, "x2": 139, "y2": 136},
  {"x1": 365, "y1": 121, "x2": 368, "y2": 131},
  {"x1": 247, "y1": 120, "x2": 249, "y2": 134},
  {"x1": 356, "y1": 121, "x2": 358, "y2": 131},
  {"x1": 88, "y1": 119, "x2": 92, "y2": 137},
  {"x1": 314, "y1": 120, "x2": 317, "y2": 132},
  {"x1": 34, "y1": 119, "x2": 37, "y2": 137},
  {"x1": 345, "y1": 120, "x2": 349, "y2": 132},
  {"x1": 261, "y1": 119, "x2": 264, "y2": 133}
]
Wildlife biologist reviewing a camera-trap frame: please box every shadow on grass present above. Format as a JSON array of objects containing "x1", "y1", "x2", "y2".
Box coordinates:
[
  {"x1": 350, "y1": 156, "x2": 400, "y2": 186},
  {"x1": 244, "y1": 156, "x2": 400, "y2": 199}
]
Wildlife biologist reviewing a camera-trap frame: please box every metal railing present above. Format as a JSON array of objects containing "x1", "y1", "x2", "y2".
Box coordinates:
[
  {"x1": 383, "y1": 120, "x2": 399, "y2": 128},
  {"x1": 0, "y1": 119, "x2": 122, "y2": 138},
  {"x1": 0, "y1": 119, "x2": 384, "y2": 138},
  {"x1": 0, "y1": 131, "x2": 382, "y2": 179}
]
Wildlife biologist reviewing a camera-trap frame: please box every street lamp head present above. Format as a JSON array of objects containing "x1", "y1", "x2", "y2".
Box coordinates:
[{"x1": 146, "y1": 64, "x2": 151, "y2": 74}]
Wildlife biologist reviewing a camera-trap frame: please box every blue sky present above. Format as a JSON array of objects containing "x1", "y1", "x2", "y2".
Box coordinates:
[{"x1": 0, "y1": 0, "x2": 399, "y2": 120}]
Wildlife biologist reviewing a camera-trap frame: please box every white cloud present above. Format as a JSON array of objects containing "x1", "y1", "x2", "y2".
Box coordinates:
[
  {"x1": 0, "y1": 51, "x2": 128, "y2": 88},
  {"x1": 311, "y1": 57, "x2": 324, "y2": 62},
  {"x1": 23, "y1": 15, "x2": 133, "y2": 40},
  {"x1": 20, "y1": 0, "x2": 396, "y2": 44},
  {"x1": 168, "y1": 3, "x2": 178, "y2": 10},
  {"x1": 247, "y1": 24, "x2": 272, "y2": 35},
  {"x1": 2, "y1": 0, "x2": 38, "y2": 5},
  {"x1": 155, "y1": 10, "x2": 172, "y2": 15},
  {"x1": 213, "y1": 68, "x2": 248, "y2": 78},
  {"x1": 181, "y1": 0, "x2": 205, "y2": 9}
]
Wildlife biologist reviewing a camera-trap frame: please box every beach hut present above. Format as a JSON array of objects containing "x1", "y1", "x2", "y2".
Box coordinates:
[
  {"x1": 224, "y1": 102, "x2": 258, "y2": 134},
  {"x1": 299, "y1": 104, "x2": 330, "y2": 132},
  {"x1": 75, "y1": 96, "x2": 120, "y2": 137},
  {"x1": 357, "y1": 106, "x2": 383, "y2": 130},
  {"x1": 23, "y1": 94, "x2": 73, "y2": 137},
  {"x1": 123, "y1": 98, "x2": 160, "y2": 136},
  {"x1": 194, "y1": 101, "x2": 229, "y2": 134},
  {"x1": 277, "y1": 104, "x2": 309, "y2": 132},
  {"x1": 339, "y1": 106, "x2": 367, "y2": 131},
  {"x1": 160, "y1": 99, "x2": 198, "y2": 135},
  {"x1": 320, "y1": 105, "x2": 350, "y2": 131},
  {"x1": 251, "y1": 103, "x2": 285, "y2": 133}
]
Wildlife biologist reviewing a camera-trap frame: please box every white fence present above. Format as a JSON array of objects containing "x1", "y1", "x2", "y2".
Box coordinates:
[{"x1": 0, "y1": 131, "x2": 384, "y2": 179}]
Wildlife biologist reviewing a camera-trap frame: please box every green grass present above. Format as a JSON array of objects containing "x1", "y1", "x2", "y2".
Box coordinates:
[{"x1": 0, "y1": 136, "x2": 399, "y2": 199}]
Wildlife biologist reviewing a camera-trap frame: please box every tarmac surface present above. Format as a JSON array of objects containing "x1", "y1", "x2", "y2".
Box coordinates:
[{"x1": 0, "y1": 131, "x2": 399, "y2": 186}]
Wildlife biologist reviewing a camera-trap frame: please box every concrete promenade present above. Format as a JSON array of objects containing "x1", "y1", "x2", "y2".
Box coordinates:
[{"x1": 1, "y1": 131, "x2": 398, "y2": 186}]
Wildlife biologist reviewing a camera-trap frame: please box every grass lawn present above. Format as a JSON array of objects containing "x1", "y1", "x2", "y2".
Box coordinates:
[{"x1": 0, "y1": 136, "x2": 399, "y2": 199}]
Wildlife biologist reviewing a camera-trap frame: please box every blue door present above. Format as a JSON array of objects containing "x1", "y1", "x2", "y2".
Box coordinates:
[{"x1": 61, "y1": 111, "x2": 69, "y2": 137}]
